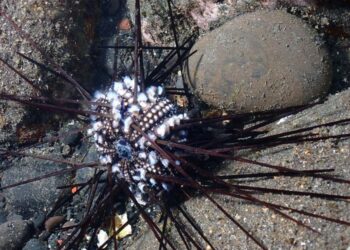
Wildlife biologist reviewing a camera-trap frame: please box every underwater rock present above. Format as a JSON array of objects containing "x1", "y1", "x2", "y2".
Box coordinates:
[
  {"x1": 2, "y1": 156, "x2": 68, "y2": 219},
  {"x1": 23, "y1": 239, "x2": 47, "y2": 250},
  {"x1": 0, "y1": 220, "x2": 34, "y2": 250},
  {"x1": 185, "y1": 10, "x2": 332, "y2": 112},
  {"x1": 0, "y1": 0, "x2": 96, "y2": 143}
]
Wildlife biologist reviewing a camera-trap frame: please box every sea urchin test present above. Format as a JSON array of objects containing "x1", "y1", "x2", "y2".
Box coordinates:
[{"x1": 88, "y1": 77, "x2": 189, "y2": 204}]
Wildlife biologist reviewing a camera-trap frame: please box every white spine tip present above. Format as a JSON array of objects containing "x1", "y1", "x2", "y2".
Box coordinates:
[
  {"x1": 149, "y1": 178, "x2": 157, "y2": 186},
  {"x1": 138, "y1": 152, "x2": 147, "y2": 159},
  {"x1": 161, "y1": 158, "x2": 169, "y2": 168},
  {"x1": 112, "y1": 120, "x2": 119, "y2": 128},
  {"x1": 112, "y1": 99, "x2": 121, "y2": 109},
  {"x1": 94, "y1": 91, "x2": 105, "y2": 100},
  {"x1": 146, "y1": 86, "x2": 157, "y2": 101},
  {"x1": 138, "y1": 182, "x2": 146, "y2": 193},
  {"x1": 113, "y1": 81, "x2": 124, "y2": 92},
  {"x1": 112, "y1": 164, "x2": 120, "y2": 173},
  {"x1": 167, "y1": 117, "x2": 175, "y2": 127},
  {"x1": 128, "y1": 105, "x2": 140, "y2": 114},
  {"x1": 137, "y1": 93, "x2": 148, "y2": 102},
  {"x1": 156, "y1": 124, "x2": 167, "y2": 138},
  {"x1": 123, "y1": 76, "x2": 134, "y2": 89},
  {"x1": 87, "y1": 128, "x2": 94, "y2": 136},
  {"x1": 123, "y1": 117, "x2": 133, "y2": 133},
  {"x1": 139, "y1": 169, "x2": 146, "y2": 180},
  {"x1": 162, "y1": 183, "x2": 170, "y2": 191},
  {"x1": 97, "y1": 135, "x2": 103, "y2": 145},
  {"x1": 148, "y1": 133, "x2": 157, "y2": 141},
  {"x1": 157, "y1": 86, "x2": 164, "y2": 95},
  {"x1": 148, "y1": 151, "x2": 158, "y2": 165}
]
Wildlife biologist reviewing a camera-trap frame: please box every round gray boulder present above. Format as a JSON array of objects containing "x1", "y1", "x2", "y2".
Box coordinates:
[{"x1": 185, "y1": 10, "x2": 332, "y2": 112}]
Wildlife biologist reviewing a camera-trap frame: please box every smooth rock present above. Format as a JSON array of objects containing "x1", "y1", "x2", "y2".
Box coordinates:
[
  {"x1": 6, "y1": 213, "x2": 23, "y2": 221},
  {"x1": 76, "y1": 145, "x2": 98, "y2": 183},
  {"x1": 2, "y1": 157, "x2": 68, "y2": 219},
  {"x1": 185, "y1": 10, "x2": 332, "y2": 113},
  {"x1": 59, "y1": 122, "x2": 83, "y2": 147},
  {"x1": 23, "y1": 238, "x2": 47, "y2": 250},
  {"x1": 0, "y1": 220, "x2": 34, "y2": 250}
]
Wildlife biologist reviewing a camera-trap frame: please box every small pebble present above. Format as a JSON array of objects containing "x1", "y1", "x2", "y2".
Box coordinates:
[
  {"x1": 119, "y1": 18, "x2": 131, "y2": 30},
  {"x1": 45, "y1": 216, "x2": 65, "y2": 232}
]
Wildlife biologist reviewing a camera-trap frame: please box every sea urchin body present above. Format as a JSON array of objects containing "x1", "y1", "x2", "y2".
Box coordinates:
[{"x1": 88, "y1": 77, "x2": 189, "y2": 204}]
